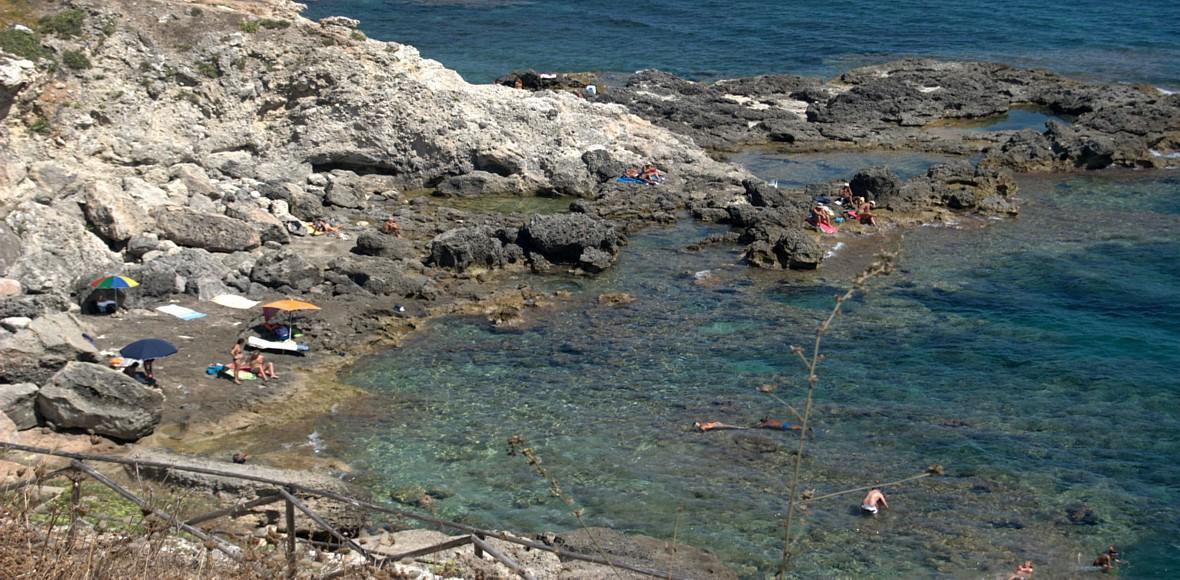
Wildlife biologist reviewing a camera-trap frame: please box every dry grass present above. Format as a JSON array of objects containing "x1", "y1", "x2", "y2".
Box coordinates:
[
  {"x1": 0, "y1": 469, "x2": 411, "y2": 580},
  {"x1": 0, "y1": 0, "x2": 36, "y2": 29}
]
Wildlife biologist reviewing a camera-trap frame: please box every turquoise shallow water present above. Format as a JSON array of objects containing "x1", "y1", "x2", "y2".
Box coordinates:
[{"x1": 316, "y1": 161, "x2": 1180, "y2": 577}]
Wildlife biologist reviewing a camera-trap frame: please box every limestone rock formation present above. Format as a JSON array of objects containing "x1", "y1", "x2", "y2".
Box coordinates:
[
  {"x1": 154, "y1": 207, "x2": 262, "y2": 253},
  {"x1": 0, "y1": 313, "x2": 99, "y2": 385},
  {"x1": 0, "y1": 382, "x2": 39, "y2": 430},
  {"x1": 37, "y1": 361, "x2": 163, "y2": 441}
]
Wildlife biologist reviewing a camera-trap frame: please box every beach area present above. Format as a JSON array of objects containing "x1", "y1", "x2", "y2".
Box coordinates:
[{"x1": 2, "y1": 0, "x2": 1179, "y2": 577}]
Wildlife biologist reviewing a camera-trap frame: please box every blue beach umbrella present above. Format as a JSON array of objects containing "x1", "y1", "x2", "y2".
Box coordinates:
[{"x1": 119, "y1": 338, "x2": 178, "y2": 361}]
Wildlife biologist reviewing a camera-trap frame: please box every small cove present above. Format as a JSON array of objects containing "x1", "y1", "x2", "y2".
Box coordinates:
[{"x1": 316, "y1": 153, "x2": 1180, "y2": 577}]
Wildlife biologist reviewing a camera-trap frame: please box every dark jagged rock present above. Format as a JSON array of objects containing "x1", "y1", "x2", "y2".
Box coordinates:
[
  {"x1": 329, "y1": 256, "x2": 433, "y2": 298},
  {"x1": 849, "y1": 167, "x2": 902, "y2": 202},
  {"x1": 519, "y1": 214, "x2": 623, "y2": 271},
  {"x1": 429, "y1": 226, "x2": 506, "y2": 271},
  {"x1": 435, "y1": 171, "x2": 524, "y2": 197},
  {"x1": 353, "y1": 232, "x2": 419, "y2": 261}
]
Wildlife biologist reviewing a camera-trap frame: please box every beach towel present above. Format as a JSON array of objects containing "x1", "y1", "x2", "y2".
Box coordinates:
[
  {"x1": 247, "y1": 336, "x2": 309, "y2": 353},
  {"x1": 616, "y1": 176, "x2": 647, "y2": 184},
  {"x1": 211, "y1": 294, "x2": 260, "y2": 310},
  {"x1": 155, "y1": 304, "x2": 207, "y2": 321}
]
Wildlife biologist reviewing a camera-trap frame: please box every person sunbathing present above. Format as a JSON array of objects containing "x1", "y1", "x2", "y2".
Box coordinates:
[
  {"x1": 311, "y1": 218, "x2": 339, "y2": 234},
  {"x1": 382, "y1": 216, "x2": 401, "y2": 237},
  {"x1": 640, "y1": 164, "x2": 665, "y2": 184},
  {"x1": 623, "y1": 167, "x2": 640, "y2": 178},
  {"x1": 808, "y1": 204, "x2": 836, "y2": 230},
  {"x1": 1007, "y1": 560, "x2": 1034, "y2": 580},
  {"x1": 856, "y1": 198, "x2": 877, "y2": 226},
  {"x1": 248, "y1": 351, "x2": 277, "y2": 381},
  {"x1": 836, "y1": 183, "x2": 854, "y2": 206}
]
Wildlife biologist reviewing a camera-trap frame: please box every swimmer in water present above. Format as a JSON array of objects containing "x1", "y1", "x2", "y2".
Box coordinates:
[
  {"x1": 693, "y1": 421, "x2": 745, "y2": 432},
  {"x1": 756, "y1": 418, "x2": 804, "y2": 431},
  {"x1": 861, "y1": 488, "x2": 888, "y2": 515}
]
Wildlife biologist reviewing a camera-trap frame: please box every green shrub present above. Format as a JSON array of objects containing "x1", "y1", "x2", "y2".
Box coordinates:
[
  {"x1": 259, "y1": 18, "x2": 290, "y2": 30},
  {"x1": 189, "y1": 7, "x2": 202, "y2": 17},
  {"x1": 0, "y1": 28, "x2": 47, "y2": 60},
  {"x1": 28, "y1": 116, "x2": 49, "y2": 133},
  {"x1": 196, "y1": 58, "x2": 219, "y2": 78},
  {"x1": 37, "y1": 9, "x2": 85, "y2": 38},
  {"x1": 350, "y1": 31, "x2": 365, "y2": 41},
  {"x1": 99, "y1": 17, "x2": 115, "y2": 36},
  {"x1": 61, "y1": 49, "x2": 90, "y2": 70},
  {"x1": 238, "y1": 19, "x2": 260, "y2": 33}
]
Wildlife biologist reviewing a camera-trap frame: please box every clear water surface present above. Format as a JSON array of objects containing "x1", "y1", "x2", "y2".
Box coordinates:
[
  {"x1": 303, "y1": 0, "x2": 1180, "y2": 86},
  {"x1": 316, "y1": 161, "x2": 1180, "y2": 577}
]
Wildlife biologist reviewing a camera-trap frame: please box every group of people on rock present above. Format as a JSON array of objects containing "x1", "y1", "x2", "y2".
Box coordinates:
[
  {"x1": 807, "y1": 182, "x2": 878, "y2": 232},
  {"x1": 622, "y1": 164, "x2": 666, "y2": 185}
]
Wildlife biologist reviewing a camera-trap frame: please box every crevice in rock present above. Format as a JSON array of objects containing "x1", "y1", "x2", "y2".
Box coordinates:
[{"x1": 309, "y1": 159, "x2": 399, "y2": 176}]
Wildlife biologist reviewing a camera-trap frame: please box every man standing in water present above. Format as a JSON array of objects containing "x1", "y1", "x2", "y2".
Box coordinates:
[{"x1": 861, "y1": 488, "x2": 888, "y2": 514}]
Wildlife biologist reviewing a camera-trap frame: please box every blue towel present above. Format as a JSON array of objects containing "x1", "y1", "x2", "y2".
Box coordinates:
[{"x1": 616, "y1": 176, "x2": 647, "y2": 184}]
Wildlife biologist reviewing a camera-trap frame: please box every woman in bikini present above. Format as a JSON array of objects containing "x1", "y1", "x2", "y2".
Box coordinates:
[{"x1": 229, "y1": 338, "x2": 245, "y2": 385}]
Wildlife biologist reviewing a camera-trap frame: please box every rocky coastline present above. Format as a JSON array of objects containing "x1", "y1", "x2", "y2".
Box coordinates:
[{"x1": 2, "y1": 0, "x2": 1179, "y2": 577}]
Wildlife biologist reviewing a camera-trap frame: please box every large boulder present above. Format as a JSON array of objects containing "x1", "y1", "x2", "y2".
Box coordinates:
[
  {"x1": 125, "y1": 248, "x2": 235, "y2": 302},
  {"x1": 37, "y1": 362, "x2": 163, "y2": 441},
  {"x1": 154, "y1": 207, "x2": 262, "y2": 252},
  {"x1": 79, "y1": 181, "x2": 149, "y2": 243},
  {"x1": 743, "y1": 226, "x2": 824, "y2": 270},
  {"x1": 0, "y1": 383, "x2": 39, "y2": 430},
  {"x1": 224, "y1": 203, "x2": 290, "y2": 244},
  {"x1": 250, "y1": 252, "x2": 323, "y2": 292},
  {"x1": 168, "y1": 163, "x2": 219, "y2": 198},
  {"x1": 519, "y1": 214, "x2": 622, "y2": 270},
  {"x1": 0, "y1": 313, "x2": 99, "y2": 385},
  {"x1": 435, "y1": 171, "x2": 523, "y2": 197},
  {"x1": 849, "y1": 166, "x2": 902, "y2": 203},
  {"x1": 328, "y1": 256, "x2": 432, "y2": 297},
  {"x1": 3, "y1": 202, "x2": 122, "y2": 294},
  {"x1": 353, "y1": 232, "x2": 419, "y2": 260},
  {"x1": 429, "y1": 227, "x2": 505, "y2": 271}
]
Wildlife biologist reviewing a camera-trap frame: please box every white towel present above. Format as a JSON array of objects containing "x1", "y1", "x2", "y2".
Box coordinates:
[
  {"x1": 211, "y1": 294, "x2": 259, "y2": 310},
  {"x1": 155, "y1": 304, "x2": 207, "y2": 320}
]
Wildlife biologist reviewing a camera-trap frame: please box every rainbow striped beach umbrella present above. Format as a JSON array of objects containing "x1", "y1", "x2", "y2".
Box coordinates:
[{"x1": 90, "y1": 275, "x2": 139, "y2": 289}]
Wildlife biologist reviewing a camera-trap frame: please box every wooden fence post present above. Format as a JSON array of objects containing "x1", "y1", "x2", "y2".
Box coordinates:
[{"x1": 285, "y1": 487, "x2": 297, "y2": 579}]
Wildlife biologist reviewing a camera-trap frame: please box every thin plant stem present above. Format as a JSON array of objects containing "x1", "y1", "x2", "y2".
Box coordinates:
[{"x1": 776, "y1": 251, "x2": 898, "y2": 578}]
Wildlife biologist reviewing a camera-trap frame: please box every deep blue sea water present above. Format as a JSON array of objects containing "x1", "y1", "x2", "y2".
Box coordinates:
[
  {"x1": 291, "y1": 1, "x2": 1180, "y2": 577},
  {"x1": 305, "y1": 0, "x2": 1180, "y2": 87}
]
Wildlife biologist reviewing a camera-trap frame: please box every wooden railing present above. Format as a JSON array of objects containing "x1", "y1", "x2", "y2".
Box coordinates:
[{"x1": 0, "y1": 441, "x2": 686, "y2": 580}]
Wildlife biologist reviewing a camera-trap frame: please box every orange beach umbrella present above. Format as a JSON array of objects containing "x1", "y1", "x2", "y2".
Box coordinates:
[
  {"x1": 260, "y1": 299, "x2": 321, "y2": 313},
  {"x1": 260, "y1": 299, "x2": 320, "y2": 337}
]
